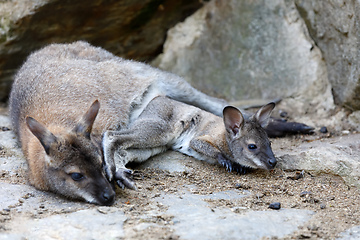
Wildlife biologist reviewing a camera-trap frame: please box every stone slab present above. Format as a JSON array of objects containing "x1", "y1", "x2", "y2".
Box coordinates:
[{"x1": 156, "y1": 189, "x2": 314, "y2": 240}]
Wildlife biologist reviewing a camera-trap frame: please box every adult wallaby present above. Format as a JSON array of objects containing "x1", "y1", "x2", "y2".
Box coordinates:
[{"x1": 9, "y1": 41, "x2": 311, "y2": 204}]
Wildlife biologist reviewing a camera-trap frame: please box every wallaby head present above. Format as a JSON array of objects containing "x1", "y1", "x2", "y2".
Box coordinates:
[
  {"x1": 223, "y1": 102, "x2": 277, "y2": 170},
  {"x1": 26, "y1": 100, "x2": 115, "y2": 206}
]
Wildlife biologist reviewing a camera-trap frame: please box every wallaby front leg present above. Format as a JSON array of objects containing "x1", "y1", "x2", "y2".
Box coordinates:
[
  {"x1": 188, "y1": 136, "x2": 224, "y2": 166},
  {"x1": 103, "y1": 118, "x2": 175, "y2": 189},
  {"x1": 103, "y1": 131, "x2": 137, "y2": 190},
  {"x1": 189, "y1": 137, "x2": 251, "y2": 174},
  {"x1": 102, "y1": 131, "x2": 119, "y2": 182}
]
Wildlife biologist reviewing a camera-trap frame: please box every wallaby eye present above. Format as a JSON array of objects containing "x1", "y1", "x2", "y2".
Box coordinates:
[
  {"x1": 70, "y1": 172, "x2": 84, "y2": 181},
  {"x1": 248, "y1": 144, "x2": 257, "y2": 150}
]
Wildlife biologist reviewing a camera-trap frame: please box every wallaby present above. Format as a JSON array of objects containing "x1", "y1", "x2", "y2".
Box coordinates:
[
  {"x1": 9, "y1": 41, "x2": 311, "y2": 204},
  {"x1": 102, "y1": 96, "x2": 277, "y2": 189}
]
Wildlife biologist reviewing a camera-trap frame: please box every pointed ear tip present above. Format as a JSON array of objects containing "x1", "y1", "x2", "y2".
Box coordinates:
[
  {"x1": 25, "y1": 116, "x2": 35, "y2": 125},
  {"x1": 223, "y1": 105, "x2": 240, "y2": 113},
  {"x1": 92, "y1": 99, "x2": 100, "y2": 108},
  {"x1": 266, "y1": 102, "x2": 276, "y2": 110},
  {"x1": 223, "y1": 106, "x2": 243, "y2": 118}
]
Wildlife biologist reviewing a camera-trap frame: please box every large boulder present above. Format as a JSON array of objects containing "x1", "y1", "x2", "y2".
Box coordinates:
[
  {"x1": 153, "y1": 0, "x2": 335, "y2": 116},
  {"x1": 295, "y1": 1, "x2": 360, "y2": 110},
  {"x1": 0, "y1": 0, "x2": 202, "y2": 102}
]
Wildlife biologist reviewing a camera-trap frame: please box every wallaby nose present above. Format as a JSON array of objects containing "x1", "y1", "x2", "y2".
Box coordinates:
[
  {"x1": 268, "y1": 157, "x2": 277, "y2": 168},
  {"x1": 101, "y1": 189, "x2": 116, "y2": 206}
]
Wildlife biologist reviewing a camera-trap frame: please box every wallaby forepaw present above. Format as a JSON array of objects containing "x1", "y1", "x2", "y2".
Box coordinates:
[
  {"x1": 218, "y1": 155, "x2": 234, "y2": 172},
  {"x1": 218, "y1": 155, "x2": 252, "y2": 174},
  {"x1": 114, "y1": 168, "x2": 137, "y2": 190},
  {"x1": 232, "y1": 162, "x2": 252, "y2": 175}
]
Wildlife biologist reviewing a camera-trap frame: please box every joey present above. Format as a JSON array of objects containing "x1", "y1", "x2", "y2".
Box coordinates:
[{"x1": 103, "y1": 97, "x2": 277, "y2": 181}]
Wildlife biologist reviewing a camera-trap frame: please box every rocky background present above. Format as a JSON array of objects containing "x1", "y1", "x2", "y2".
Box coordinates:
[
  {"x1": 0, "y1": 0, "x2": 359, "y2": 114},
  {"x1": 0, "y1": 0, "x2": 202, "y2": 102},
  {"x1": 1, "y1": 0, "x2": 360, "y2": 239}
]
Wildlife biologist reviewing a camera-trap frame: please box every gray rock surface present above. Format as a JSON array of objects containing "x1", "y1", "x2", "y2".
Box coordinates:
[
  {"x1": 275, "y1": 133, "x2": 360, "y2": 188},
  {"x1": 157, "y1": 189, "x2": 314, "y2": 240},
  {"x1": 339, "y1": 225, "x2": 360, "y2": 240},
  {"x1": 153, "y1": 0, "x2": 334, "y2": 116},
  {"x1": 295, "y1": 0, "x2": 360, "y2": 110},
  {"x1": 5, "y1": 208, "x2": 126, "y2": 240}
]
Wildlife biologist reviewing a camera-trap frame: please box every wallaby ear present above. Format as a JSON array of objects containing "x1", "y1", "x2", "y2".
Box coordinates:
[
  {"x1": 223, "y1": 106, "x2": 244, "y2": 136},
  {"x1": 72, "y1": 100, "x2": 100, "y2": 139},
  {"x1": 26, "y1": 116, "x2": 58, "y2": 155},
  {"x1": 254, "y1": 102, "x2": 275, "y2": 128}
]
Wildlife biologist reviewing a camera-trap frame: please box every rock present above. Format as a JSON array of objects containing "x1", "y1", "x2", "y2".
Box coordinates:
[
  {"x1": 0, "y1": 182, "x2": 85, "y2": 212},
  {"x1": 295, "y1": 1, "x2": 360, "y2": 110},
  {"x1": 348, "y1": 111, "x2": 360, "y2": 131},
  {"x1": 154, "y1": 0, "x2": 334, "y2": 116},
  {"x1": 320, "y1": 126, "x2": 328, "y2": 133},
  {"x1": 338, "y1": 225, "x2": 360, "y2": 240},
  {"x1": 5, "y1": 208, "x2": 126, "y2": 240},
  {"x1": 300, "y1": 191, "x2": 312, "y2": 197},
  {"x1": 0, "y1": 0, "x2": 202, "y2": 101},
  {"x1": 269, "y1": 202, "x2": 281, "y2": 210},
  {"x1": 280, "y1": 111, "x2": 288, "y2": 118},
  {"x1": 275, "y1": 133, "x2": 360, "y2": 188},
  {"x1": 156, "y1": 190, "x2": 313, "y2": 239}
]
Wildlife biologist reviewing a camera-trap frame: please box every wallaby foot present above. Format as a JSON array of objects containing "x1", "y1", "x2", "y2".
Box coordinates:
[
  {"x1": 265, "y1": 119, "x2": 314, "y2": 137},
  {"x1": 114, "y1": 168, "x2": 137, "y2": 190},
  {"x1": 217, "y1": 155, "x2": 252, "y2": 175}
]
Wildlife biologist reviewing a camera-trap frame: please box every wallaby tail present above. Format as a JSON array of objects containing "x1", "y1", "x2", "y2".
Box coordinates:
[
  {"x1": 266, "y1": 119, "x2": 314, "y2": 137},
  {"x1": 157, "y1": 73, "x2": 228, "y2": 116}
]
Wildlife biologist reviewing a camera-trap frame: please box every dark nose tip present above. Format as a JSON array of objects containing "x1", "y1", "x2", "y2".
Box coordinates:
[
  {"x1": 268, "y1": 158, "x2": 277, "y2": 168},
  {"x1": 101, "y1": 189, "x2": 115, "y2": 206}
]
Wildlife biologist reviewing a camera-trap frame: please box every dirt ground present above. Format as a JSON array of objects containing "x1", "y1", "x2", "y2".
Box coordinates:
[
  {"x1": 0, "y1": 100, "x2": 359, "y2": 239},
  {"x1": 1, "y1": 134, "x2": 360, "y2": 239},
  {"x1": 124, "y1": 157, "x2": 360, "y2": 239}
]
